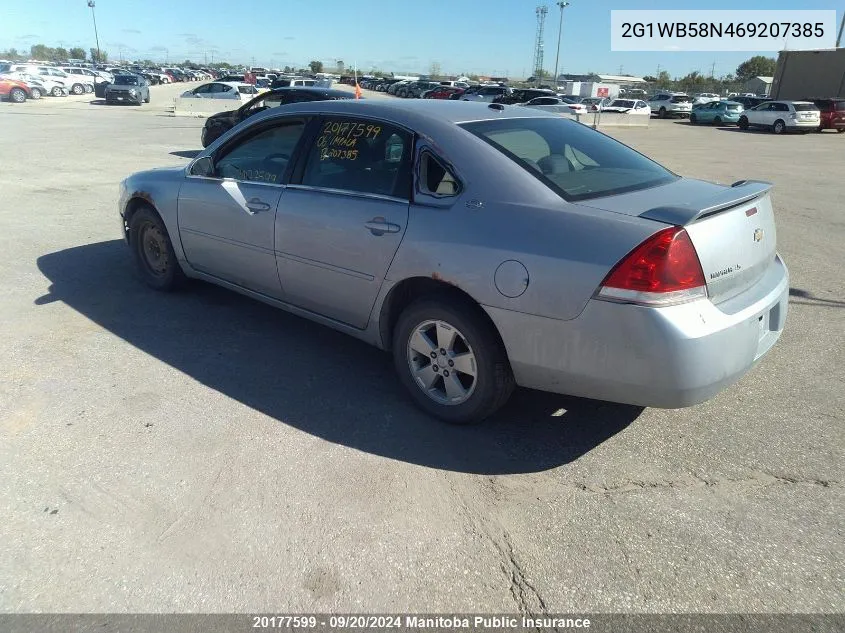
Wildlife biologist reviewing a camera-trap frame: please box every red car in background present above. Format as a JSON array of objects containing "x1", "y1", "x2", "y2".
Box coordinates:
[
  {"x1": 810, "y1": 98, "x2": 845, "y2": 132},
  {"x1": 0, "y1": 77, "x2": 31, "y2": 103},
  {"x1": 423, "y1": 86, "x2": 465, "y2": 100}
]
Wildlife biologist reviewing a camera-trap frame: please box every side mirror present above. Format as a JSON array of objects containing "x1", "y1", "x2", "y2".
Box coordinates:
[{"x1": 190, "y1": 156, "x2": 214, "y2": 177}]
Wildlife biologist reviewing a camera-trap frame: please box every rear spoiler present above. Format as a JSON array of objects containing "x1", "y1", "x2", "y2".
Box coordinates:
[{"x1": 639, "y1": 180, "x2": 773, "y2": 226}]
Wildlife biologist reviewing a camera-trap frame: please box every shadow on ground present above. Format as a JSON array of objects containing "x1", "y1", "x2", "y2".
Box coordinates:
[
  {"x1": 789, "y1": 287, "x2": 845, "y2": 308},
  {"x1": 36, "y1": 241, "x2": 643, "y2": 475}
]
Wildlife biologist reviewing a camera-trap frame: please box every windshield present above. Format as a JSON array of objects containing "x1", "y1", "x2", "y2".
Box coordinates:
[
  {"x1": 114, "y1": 75, "x2": 139, "y2": 85},
  {"x1": 460, "y1": 117, "x2": 676, "y2": 202},
  {"x1": 610, "y1": 100, "x2": 634, "y2": 108}
]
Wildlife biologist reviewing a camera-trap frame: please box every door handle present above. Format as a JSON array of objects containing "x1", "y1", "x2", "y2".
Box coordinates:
[
  {"x1": 364, "y1": 217, "x2": 401, "y2": 235},
  {"x1": 245, "y1": 198, "x2": 271, "y2": 214}
]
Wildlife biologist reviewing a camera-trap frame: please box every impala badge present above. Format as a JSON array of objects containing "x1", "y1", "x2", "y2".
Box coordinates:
[{"x1": 753, "y1": 228, "x2": 764, "y2": 243}]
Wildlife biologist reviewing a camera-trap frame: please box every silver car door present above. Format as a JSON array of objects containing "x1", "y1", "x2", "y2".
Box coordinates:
[
  {"x1": 276, "y1": 117, "x2": 412, "y2": 329},
  {"x1": 178, "y1": 117, "x2": 310, "y2": 298}
]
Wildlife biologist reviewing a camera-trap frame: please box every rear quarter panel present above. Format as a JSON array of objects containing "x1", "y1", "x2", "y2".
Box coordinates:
[{"x1": 386, "y1": 128, "x2": 660, "y2": 321}]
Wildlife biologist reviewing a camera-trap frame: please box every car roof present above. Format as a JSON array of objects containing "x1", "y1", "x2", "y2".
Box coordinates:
[
  {"x1": 264, "y1": 87, "x2": 353, "y2": 98},
  {"x1": 250, "y1": 98, "x2": 555, "y2": 128}
]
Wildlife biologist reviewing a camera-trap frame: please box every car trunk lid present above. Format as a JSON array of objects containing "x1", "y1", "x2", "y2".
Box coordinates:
[{"x1": 582, "y1": 179, "x2": 777, "y2": 305}]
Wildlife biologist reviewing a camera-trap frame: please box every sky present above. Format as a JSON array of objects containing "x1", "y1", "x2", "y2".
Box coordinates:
[{"x1": 0, "y1": 0, "x2": 841, "y2": 78}]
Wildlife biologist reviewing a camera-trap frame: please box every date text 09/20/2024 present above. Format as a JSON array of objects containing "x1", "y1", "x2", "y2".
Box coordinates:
[{"x1": 251, "y1": 615, "x2": 591, "y2": 629}]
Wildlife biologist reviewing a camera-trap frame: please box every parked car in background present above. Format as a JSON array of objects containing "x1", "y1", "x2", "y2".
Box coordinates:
[
  {"x1": 649, "y1": 92, "x2": 692, "y2": 118},
  {"x1": 579, "y1": 97, "x2": 613, "y2": 111},
  {"x1": 423, "y1": 86, "x2": 465, "y2": 100},
  {"x1": 462, "y1": 85, "x2": 510, "y2": 102},
  {"x1": 690, "y1": 100, "x2": 744, "y2": 125},
  {"x1": 2, "y1": 64, "x2": 92, "y2": 94},
  {"x1": 182, "y1": 82, "x2": 259, "y2": 101},
  {"x1": 600, "y1": 99, "x2": 651, "y2": 114},
  {"x1": 1, "y1": 71, "x2": 67, "y2": 98},
  {"x1": 271, "y1": 77, "x2": 318, "y2": 89},
  {"x1": 520, "y1": 96, "x2": 587, "y2": 115},
  {"x1": 200, "y1": 87, "x2": 355, "y2": 147},
  {"x1": 738, "y1": 100, "x2": 820, "y2": 134},
  {"x1": 0, "y1": 76, "x2": 32, "y2": 102},
  {"x1": 809, "y1": 98, "x2": 845, "y2": 132},
  {"x1": 693, "y1": 92, "x2": 721, "y2": 105},
  {"x1": 387, "y1": 80, "x2": 413, "y2": 95},
  {"x1": 105, "y1": 74, "x2": 150, "y2": 105},
  {"x1": 730, "y1": 96, "x2": 770, "y2": 110},
  {"x1": 493, "y1": 88, "x2": 553, "y2": 105},
  {"x1": 62, "y1": 66, "x2": 111, "y2": 85},
  {"x1": 118, "y1": 100, "x2": 788, "y2": 423}
]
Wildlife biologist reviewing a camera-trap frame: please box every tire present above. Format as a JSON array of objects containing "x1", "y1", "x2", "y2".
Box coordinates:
[
  {"x1": 714, "y1": 116, "x2": 722, "y2": 125},
  {"x1": 30, "y1": 87, "x2": 42, "y2": 100},
  {"x1": 144, "y1": 93, "x2": 150, "y2": 104},
  {"x1": 51, "y1": 86, "x2": 63, "y2": 97},
  {"x1": 129, "y1": 206, "x2": 186, "y2": 291},
  {"x1": 838, "y1": 129, "x2": 845, "y2": 133},
  {"x1": 738, "y1": 116, "x2": 749, "y2": 130},
  {"x1": 773, "y1": 119, "x2": 785, "y2": 134},
  {"x1": 659, "y1": 107, "x2": 667, "y2": 119},
  {"x1": 84, "y1": 84, "x2": 93, "y2": 93},
  {"x1": 392, "y1": 297, "x2": 515, "y2": 424},
  {"x1": 71, "y1": 83, "x2": 84, "y2": 95},
  {"x1": 9, "y1": 87, "x2": 26, "y2": 103},
  {"x1": 689, "y1": 113, "x2": 697, "y2": 124}
]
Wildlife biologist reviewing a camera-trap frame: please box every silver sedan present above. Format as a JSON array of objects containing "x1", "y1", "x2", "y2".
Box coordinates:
[{"x1": 119, "y1": 100, "x2": 788, "y2": 423}]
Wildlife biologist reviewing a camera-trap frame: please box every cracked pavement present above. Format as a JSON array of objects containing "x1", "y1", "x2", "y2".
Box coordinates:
[{"x1": 0, "y1": 83, "x2": 843, "y2": 613}]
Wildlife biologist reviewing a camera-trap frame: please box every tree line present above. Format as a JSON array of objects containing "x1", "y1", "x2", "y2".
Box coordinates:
[
  {"x1": 641, "y1": 56, "x2": 778, "y2": 94},
  {"x1": 0, "y1": 44, "x2": 109, "y2": 63}
]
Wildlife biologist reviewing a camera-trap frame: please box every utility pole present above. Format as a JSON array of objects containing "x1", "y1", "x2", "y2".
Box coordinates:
[
  {"x1": 710, "y1": 61, "x2": 716, "y2": 78},
  {"x1": 552, "y1": 1, "x2": 570, "y2": 87},
  {"x1": 618, "y1": 64, "x2": 624, "y2": 75},
  {"x1": 87, "y1": 1, "x2": 101, "y2": 64}
]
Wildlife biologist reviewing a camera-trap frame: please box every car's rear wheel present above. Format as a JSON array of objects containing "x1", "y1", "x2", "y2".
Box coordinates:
[
  {"x1": 392, "y1": 298, "x2": 515, "y2": 424},
  {"x1": 51, "y1": 86, "x2": 63, "y2": 97},
  {"x1": 30, "y1": 87, "x2": 42, "y2": 100},
  {"x1": 71, "y1": 83, "x2": 84, "y2": 95},
  {"x1": 129, "y1": 206, "x2": 186, "y2": 291},
  {"x1": 773, "y1": 119, "x2": 786, "y2": 134},
  {"x1": 689, "y1": 113, "x2": 697, "y2": 124},
  {"x1": 714, "y1": 116, "x2": 722, "y2": 125},
  {"x1": 84, "y1": 84, "x2": 93, "y2": 93},
  {"x1": 9, "y1": 87, "x2": 26, "y2": 103},
  {"x1": 738, "y1": 116, "x2": 749, "y2": 130},
  {"x1": 659, "y1": 107, "x2": 667, "y2": 118}
]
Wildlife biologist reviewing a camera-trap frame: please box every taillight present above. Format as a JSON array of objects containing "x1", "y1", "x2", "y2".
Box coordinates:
[{"x1": 597, "y1": 226, "x2": 707, "y2": 306}]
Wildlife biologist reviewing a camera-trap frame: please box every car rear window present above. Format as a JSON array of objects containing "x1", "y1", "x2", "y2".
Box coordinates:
[
  {"x1": 670, "y1": 95, "x2": 691, "y2": 103},
  {"x1": 726, "y1": 103, "x2": 742, "y2": 110},
  {"x1": 834, "y1": 101, "x2": 845, "y2": 111},
  {"x1": 460, "y1": 117, "x2": 676, "y2": 202},
  {"x1": 793, "y1": 103, "x2": 819, "y2": 111}
]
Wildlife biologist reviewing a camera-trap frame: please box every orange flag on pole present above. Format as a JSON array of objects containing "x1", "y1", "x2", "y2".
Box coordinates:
[{"x1": 354, "y1": 65, "x2": 361, "y2": 99}]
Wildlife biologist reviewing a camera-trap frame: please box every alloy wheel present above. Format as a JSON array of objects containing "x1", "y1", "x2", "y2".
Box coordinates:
[{"x1": 406, "y1": 319, "x2": 477, "y2": 406}]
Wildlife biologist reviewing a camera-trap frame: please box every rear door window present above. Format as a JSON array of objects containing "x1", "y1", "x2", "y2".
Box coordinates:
[
  {"x1": 793, "y1": 103, "x2": 818, "y2": 111},
  {"x1": 461, "y1": 117, "x2": 676, "y2": 202},
  {"x1": 670, "y1": 95, "x2": 691, "y2": 103},
  {"x1": 299, "y1": 117, "x2": 413, "y2": 199}
]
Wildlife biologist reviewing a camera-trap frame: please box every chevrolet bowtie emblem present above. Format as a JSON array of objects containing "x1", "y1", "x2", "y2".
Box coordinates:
[{"x1": 753, "y1": 228, "x2": 764, "y2": 242}]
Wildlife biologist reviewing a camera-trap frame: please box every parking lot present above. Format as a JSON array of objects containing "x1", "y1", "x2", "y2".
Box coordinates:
[{"x1": 0, "y1": 81, "x2": 842, "y2": 613}]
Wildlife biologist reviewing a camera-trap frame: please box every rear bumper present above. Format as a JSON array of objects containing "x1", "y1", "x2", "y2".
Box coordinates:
[
  {"x1": 787, "y1": 120, "x2": 819, "y2": 129},
  {"x1": 486, "y1": 254, "x2": 789, "y2": 408}
]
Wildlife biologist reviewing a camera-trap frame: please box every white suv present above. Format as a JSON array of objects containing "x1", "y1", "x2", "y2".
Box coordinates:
[
  {"x1": 738, "y1": 100, "x2": 821, "y2": 134},
  {"x1": 62, "y1": 66, "x2": 112, "y2": 85},
  {"x1": 7, "y1": 64, "x2": 94, "y2": 94},
  {"x1": 648, "y1": 92, "x2": 693, "y2": 118}
]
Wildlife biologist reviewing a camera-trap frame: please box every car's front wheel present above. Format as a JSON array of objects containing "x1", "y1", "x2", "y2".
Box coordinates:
[
  {"x1": 30, "y1": 87, "x2": 42, "y2": 100},
  {"x1": 9, "y1": 87, "x2": 26, "y2": 103},
  {"x1": 713, "y1": 116, "x2": 722, "y2": 125},
  {"x1": 658, "y1": 107, "x2": 667, "y2": 118},
  {"x1": 51, "y1": 86, "x2": 63, "y2": 97},
  {"x1": 392, "y1": 298, "x2": 515, "y2": 424},
  {"x1": 71, "y1": 83, "x2": 84, "y2": 95},
  {"x1": 129, "y1": 206, "x2": 186, "y2": 291},
  {"x1": 773, "y1": 119, "x2": 786, "y2": 134},
  {"x1": 738, "y1": 116, "x2": 749, "y2": 130},
  {"x1": 84, "y1": 84, "x2": 93, "y2": 93}
]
